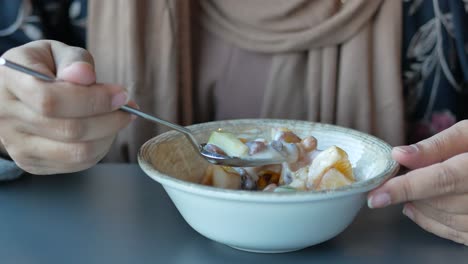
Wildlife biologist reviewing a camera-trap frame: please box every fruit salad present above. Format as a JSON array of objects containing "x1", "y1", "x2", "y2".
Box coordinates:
[{"x1": 201, "y1": 128, "x2": 356, "y2": 192}]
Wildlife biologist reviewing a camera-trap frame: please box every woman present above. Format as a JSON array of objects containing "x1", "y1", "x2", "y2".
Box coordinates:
[{"x1": 0, "y1": 0, "x2": 467, "y2": 245}]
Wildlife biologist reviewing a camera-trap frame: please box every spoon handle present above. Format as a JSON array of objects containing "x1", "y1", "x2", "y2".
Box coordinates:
[
  {"x1": 0, "y1": 57, "x2": 55, "y2": 81},
  {"x1": 119, "y1": 105, "x2": 201, "y2": 152},
  {"x1": 0, "y1": 57, "x2": 201, "y2": 152}
]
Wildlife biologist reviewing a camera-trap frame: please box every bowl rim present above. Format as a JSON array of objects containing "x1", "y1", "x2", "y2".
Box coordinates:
[{"x1": 138, "y1": 119, "x2": 400, "y2": 203}]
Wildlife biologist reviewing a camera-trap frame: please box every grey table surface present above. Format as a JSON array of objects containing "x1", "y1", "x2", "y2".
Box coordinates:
[{"x1": 1, "y1": 164, "x2": 467, "y2": 264}]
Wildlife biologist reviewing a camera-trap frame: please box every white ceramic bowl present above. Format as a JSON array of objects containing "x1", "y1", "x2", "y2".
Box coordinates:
[{"x1": 138, "y1": 119, "x2": 399, "y2": 253}]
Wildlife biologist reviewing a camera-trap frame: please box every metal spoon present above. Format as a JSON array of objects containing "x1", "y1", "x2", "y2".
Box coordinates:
[{"x1": 0, "y1": 57, "x2": 286, "y2": 167}]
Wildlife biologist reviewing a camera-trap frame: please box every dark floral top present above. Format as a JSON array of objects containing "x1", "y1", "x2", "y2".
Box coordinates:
[
  {"x1": 0, "y1": 0, "x2": 467, "y2": 145},
  {"x1": 0, "y1": 0, "x2": 86, "y2": 52},
  {"x1": 403, "y1": 0, "x2": 468, "y2": 143}
]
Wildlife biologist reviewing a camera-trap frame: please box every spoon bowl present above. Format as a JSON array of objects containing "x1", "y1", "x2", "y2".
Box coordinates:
[
  {"x1": 200, "y1": 143, "x2": 287, "y2": 167},
  {"x1": 121, "y1": 105, "x2": 287, "y2": 167}
]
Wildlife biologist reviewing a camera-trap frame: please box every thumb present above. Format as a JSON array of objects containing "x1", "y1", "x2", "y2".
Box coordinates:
[
  {"x1": 51, "y1": 42, "x2": 96, "y2": 85},
  {"x1": 57, "y1": 61, "x2": 95, "y2": 86},
  {"x1": 392, "y1": 120, "x2": 468, "y2": 170},
  {"x1": 367, "y1": 121, "x2": 468, "y2": 209}
]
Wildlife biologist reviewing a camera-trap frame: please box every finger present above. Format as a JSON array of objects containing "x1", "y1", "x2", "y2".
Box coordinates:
[
  {"x1": 50, "y1": 41, "x2": 96, "y2": 85},
  {"x1": 57, "y1": 62, "x2": 95, "y2": 85},
  {"x1": 6, "y1": 78, "x2": 128, "y2": 117},
  {"x1": 392, "y1": 120, "x2": 468, "y2": 169},
  {"x1": 26, "y1": 135, "x2": 114, "y2": 165},
  {"x1": 8, "y1": 100, "x2": 134, "y2": 142},
  {"x1": 419, "y1": 194, "x2": 468, "y2": 215},
  {"x1": 412, "y1": 201, "x2": 468, "y2": 232},
  {"x1": 2, "y1": 40, "x2": 95, "y2": 84},
  {"x1": 368, "y1": 153, "x2": 468, "y2": 208},
  {"x1": 11, "y1": 156, "x2": 95, "y2": 175},
  {"x1": 402, "y1": 203, "x2": 468, "y2": 245},
  {"x1": 2, "y1": 41, "x2": 128, "y2": 117},
  {"x1": 7, "y1": 133, "x2": 114, "y2": 174},
  {"x1": 2, "y1": 40, "x2": 57, "y2": 78}
]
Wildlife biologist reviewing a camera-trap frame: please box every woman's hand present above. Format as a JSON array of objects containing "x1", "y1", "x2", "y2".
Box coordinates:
[
  {"x1": 0, "y1": 40, "x2": 134, "y2": 174},
  {"x1": 368, "y1": 120, "x2": 468, "y2": 245}
]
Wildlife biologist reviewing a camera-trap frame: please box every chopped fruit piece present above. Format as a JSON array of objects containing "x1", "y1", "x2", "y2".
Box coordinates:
[
  {"x1": 307, "y1": 146, "x2": 355, "y2": 189},
  {"x1": 271, "y1": 127, "x2": 290, "y2": 139},
  {"x1": 239, "y1": 138, "x2": 249, "y2": 144},
  {"x1": 263, "y1": 183, "x2": 278, "y2": 192},
  {"x1": 241, "y1": 173, "x2": 256, "y2": 190},
  {"x1": 201, "y1": 165, "x2": 214, "y2": 186},
  {"x1": 286, "y1": 166, "x2": 308, "y2": 190},
  {"x1": 270, "y1": 140, "x2": 283, "y2": 152},
  {"x1": 317, "y1": 168, "x2": 353, "y2": 190},
  {"x1": 203, "y1": 143, "x2": 227, "y2": 156},
  {"x1": 273, "y1": 186, "x2": 297, "y2": 192},
  {"x1": 279, "y1": 169, "x2": 293, "y2": 185},
  {"x1": 212, "y1": 165, "x2": 241, "y2": 189},
  {"x1": 288, "y1": 178, "x2": 307, "y2": 191},
  {"x1": 207, "y1": 131, "x2": 249, "y2": 157},
  {"x1": 256, "y1": 170, "x2": 281, "y2": 190},
  {"x1": 272, "y1": 127, "x2": 302, "y2": 143},
  {"x1": 299, "y1": 136, "x2": 317, "y2": 152},
  {"x1": 221, "y1": 166, "x2": 238, "y2": 174},
  {"x1": 279, "y1": 131, "x2": 302, "y2": 143},
  {"x1": 228, "y1": 167, "x2": 257, "y2": 190},
  {"x1": 333, "y1": 157, "x2": 354, "y2": 181},
  {"x1": 246, "y1": 141, "x2": 267, "y2": 155}
]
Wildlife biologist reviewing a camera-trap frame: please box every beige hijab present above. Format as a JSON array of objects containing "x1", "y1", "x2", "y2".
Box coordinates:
[{"x1": 87, "y1": 0, "x2": 404, "y2": 162}]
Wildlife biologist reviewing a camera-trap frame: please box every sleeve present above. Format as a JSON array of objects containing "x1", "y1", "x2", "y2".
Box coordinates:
[{"x1": 0, "y1": 158, "x2": 23, "y2": 181}]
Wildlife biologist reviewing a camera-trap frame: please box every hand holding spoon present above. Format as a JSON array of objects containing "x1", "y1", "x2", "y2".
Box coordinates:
[{"x1": 0, "y1": 57, "x2": 287, "y2": 167}]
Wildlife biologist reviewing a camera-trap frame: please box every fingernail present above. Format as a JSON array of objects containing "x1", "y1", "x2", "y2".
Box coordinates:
[
  {"x1": 111, "y1": 92, "x2": 128, "y2": 110},
  {"x1": 131, "y1": 114, "x2": 137, "y2": 121},
  {"x1": 394, "y1": 145, "x2": 418, "y2": 154},
  {"x1": 402, "y1": 205, "x2": 414, "y2": 220},
  {"x1": 368, "y1": 193, "x2": 391, "y2": 208}
]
